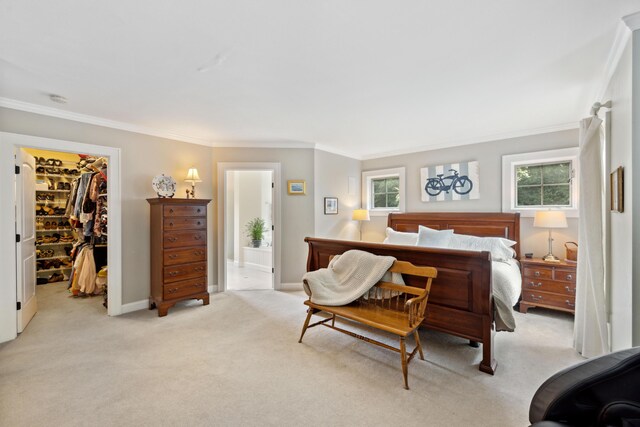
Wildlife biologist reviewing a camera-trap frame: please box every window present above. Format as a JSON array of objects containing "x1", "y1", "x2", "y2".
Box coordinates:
[
  {"x1": 362, "y1": 167, "x2": 405, "y2": 215},
  {"x1": 502, "y1": 148, "x2": 579, "y2": 217}
]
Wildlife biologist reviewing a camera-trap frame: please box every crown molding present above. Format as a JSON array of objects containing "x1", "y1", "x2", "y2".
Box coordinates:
[
  {"x1": 0, "y1": 97, "x2": 213, "y2": 147},
  {"x1": 313, "y1": 143, "x2": 362, "y2": 160},
  {"x1": 359, "y1": 122, "x2": 579, "y2": 161},
  {"x1": 622, "y1": 10, "x2": 640, "y2": 31}
]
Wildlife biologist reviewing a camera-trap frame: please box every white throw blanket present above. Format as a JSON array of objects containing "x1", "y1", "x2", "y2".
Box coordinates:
[{"x1": 302, "y1": 250, "x2": 396, "y2": 306}]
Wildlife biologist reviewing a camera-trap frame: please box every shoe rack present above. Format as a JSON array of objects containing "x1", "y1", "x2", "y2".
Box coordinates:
[{"x1": 35, "y1": 157, "x2": 78, "y2": 285}]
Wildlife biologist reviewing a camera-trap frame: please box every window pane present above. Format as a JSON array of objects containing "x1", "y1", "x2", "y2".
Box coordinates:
[
  {"x1": 517, "y1": 186, "x2": 541, "y2": 206},
  {"x1": 516, "y1": 165, "x2": 542, "y2": 186},
  {"x1": 373, "y1": 193, "x2": 386, "y2": 208},
  {"x1": 386, "y1": 177, "x2": 399, "y2": 192},
  {"x1": 373, "y1": 179, "x2": 386, "y2": 194},
  {"x1": 543, "y1": 162, "x2": 571, "y2": 184},
  {"x1": 543, "y1": 185, "x2": 570, "y2": 206},
  {"x1": 387, "y1": 192, "x2": 399, "y2": 207}
]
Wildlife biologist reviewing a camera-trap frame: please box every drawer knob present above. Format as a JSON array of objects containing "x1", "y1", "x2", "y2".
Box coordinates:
[
  {"x1": 197, "y1": 221, "x2": 201, "y2": 225},
  {"x1": 169, "y1": 271, "x2": 178, "y2": 276},
  {"x1": 530, "y1": 294, "x2": 543, "y2": 301},
  {"x1": 197, "y1": 208, "x2": 201, "y2": 213},
  {"x1": 194, "y1": 235, "x2": 202, "y2": 240},
  {"x1": 566, "y1": 300, "x2": 575, "y2": 308},
  {"x1": 565, "y1": 286, "x2": 575, "y2": 293},
  {"x1": 169, "y1": 222, "x2": 174, "y2": 227},
  {"x1": 169, "y1": 254, "x2": 177, "y2": 259},
  {"x1": 529, "y1": 281, "x2": 542, "y2": 287},
  {"x1": 534, "y1": 271, "x2": 540, "y2": 277},
  {"x1": 167, "y1": 237, "x2": 177, "y2": 242},
  {"x1": 169, "y1": 209, "x2": 174, "y2": 213},
  {"x1": 566, "y1": 274, "x2": 573, "y2": 280}
]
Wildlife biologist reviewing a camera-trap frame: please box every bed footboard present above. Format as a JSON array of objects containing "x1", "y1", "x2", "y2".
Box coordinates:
[{"x1": 304, "y1": 237, "x2": 496, "y2": 374}]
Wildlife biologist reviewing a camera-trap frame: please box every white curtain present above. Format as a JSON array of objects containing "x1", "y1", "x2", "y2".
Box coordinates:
[{"x1": 573, "y1": 116, "x2": 609, "y2": 357}]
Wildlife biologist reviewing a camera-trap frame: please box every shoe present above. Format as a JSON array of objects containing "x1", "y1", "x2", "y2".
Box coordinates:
[
  {"x1": 37, "y1": 277, "x2": 49, "y2": 285},
  {"x1": 64, "y1": 182, "x2": 71, "y2": 190},
  {"x1": 48, "y1": 272, "x2": 64, "y2": 283}
]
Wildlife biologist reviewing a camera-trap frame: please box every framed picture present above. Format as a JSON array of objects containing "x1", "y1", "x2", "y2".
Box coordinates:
[
  {"x1": 287, "y1": 180, "x2": 306, "y2": 195},
  {"x1": 610, "y1": 166, "x2": 624, "y2": 213},
  {"x1": 324, "y1": 197, "x2": 338, "y2": 215}
]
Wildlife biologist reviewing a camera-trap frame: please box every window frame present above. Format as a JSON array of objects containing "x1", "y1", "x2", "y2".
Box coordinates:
[
  {"x1": 362, "y1": 167, "x2": 406, "y2": 216},
  {"x1": 502, "y1": 148, "x2": 579, "y2": 218}
]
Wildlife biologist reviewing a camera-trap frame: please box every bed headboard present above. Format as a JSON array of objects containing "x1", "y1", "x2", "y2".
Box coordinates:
[{"x1": 388, "y1": 212, "x2": 521, "y2": 258}]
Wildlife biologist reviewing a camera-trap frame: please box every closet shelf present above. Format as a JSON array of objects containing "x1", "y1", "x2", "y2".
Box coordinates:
[
  {"x1": 37, "y1": 228, "x2": 72, "y2": 233},
  {"x1": 37, "y1": 255, "x2": 71, "y2": 261},
  {"x1": 37, "y1": 267, "x2": 72, "y2": 273},
  {"x1": 36, "y1": 173, "x2": 76, "y2": 178},
  {"x1": 36, "y1": 189, "x2": 71, "y2": 193},
  {"x1": 36, "y1": 215, "x2": 67, "y2": 218},
  {"x1": 36, "y1": 242, "x2": 72, "y2": 246}
]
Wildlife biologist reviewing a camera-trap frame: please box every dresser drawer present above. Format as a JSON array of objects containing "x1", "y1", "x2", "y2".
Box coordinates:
[
  {"x1": 163, "y1": 217, "x2": 206, "y2": 231},
  {"x1": 164, "y1": 262, "x2": 207, "y2": 283},
  {"x1": 163, "y1": 230, "x2": 206, "y2": 248},
  {"x1": 163, "y1": 277, "x2": 207, "y2": 300},
  {"x1": 164, "y1": 205, "x2": 206, "y2": 217},
  {"x1": 523, "y1": 278, "x2": 575, "y2": 295},
  {"x1": 522, "y1": 290, "x2": 575, "y2": 311},
  {"x1": 523, "y1": 266, "x2": 553, "y2": 280},
  {"x1": 555, "y1": 268, "x2": 576, "y2": 283},
  {"x1": 164, "y1": 247, "x2": 207, "y2": 266}
]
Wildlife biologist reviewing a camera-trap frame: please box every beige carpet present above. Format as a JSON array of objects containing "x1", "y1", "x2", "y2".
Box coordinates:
[{"x1": 0, "y1": 283, "x2": 583, "y2": 427}]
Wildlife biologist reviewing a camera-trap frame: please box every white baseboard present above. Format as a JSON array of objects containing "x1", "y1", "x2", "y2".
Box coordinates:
[
  {"x1": 279, "y1": 282, "x2": 303, "y2": 291},
  {"x1": 208, "y1": 285, "x2": 218, "y2": 294},
  {"x1": 243, "y1": 262, "x2": 273, "y2": 273},
  {"x1": 121, "y1": 299, "x2": 148, "y2": 314}
]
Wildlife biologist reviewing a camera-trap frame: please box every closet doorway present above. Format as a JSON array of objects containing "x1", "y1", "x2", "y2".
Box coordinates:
[
  {"x1": 217, "y1": 163, "x2": 281, "y2": 292},
  {"x1": 0, "y1": 133, "x2": 122, "y2": 344}
]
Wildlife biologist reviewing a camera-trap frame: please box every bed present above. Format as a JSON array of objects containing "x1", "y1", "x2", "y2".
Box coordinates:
[{"x1": 304, "y1": 212, "x2": 521, "y2": 374}]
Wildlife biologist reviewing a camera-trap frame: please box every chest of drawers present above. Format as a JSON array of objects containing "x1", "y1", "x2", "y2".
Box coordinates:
[
  {"x1": 519, "y1": 258, "x2": 577, "y2": 314},
  {"x1": 147, "y1": 198, "x2": 211, "y2": 317}
]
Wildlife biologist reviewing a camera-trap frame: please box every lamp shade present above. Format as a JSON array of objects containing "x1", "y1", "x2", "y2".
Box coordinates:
[
  {"x1": 352, "y1": 209, "x2": 370, "y2": 221},
  {"x1": 185, "y1": 167, "x2": 202, "y2": 183},
  {"x1": 533, "y1": 210, "x2": 567, "y2": 228}
]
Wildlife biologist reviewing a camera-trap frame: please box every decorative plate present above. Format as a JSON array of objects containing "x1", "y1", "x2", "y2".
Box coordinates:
[{"x1": 152, "y1": 174, "x2": 176, "y2": 198}]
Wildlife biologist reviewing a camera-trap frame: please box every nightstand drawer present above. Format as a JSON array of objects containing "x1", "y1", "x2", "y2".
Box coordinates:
[
  {"x1": 523, "y1": 266, "x2": 553, "y2": 280},
  {"x1": 522, "y1": 290, "x2": 575, "y2": 312},
  {"x1": 523, "y1": 278, "x2": 575, "y2": 295},
  {"x1": 555, "y1": 268, "x2": 576, "y2": 283},
  {"x1": 163, "y1": 277, "x2": 207, "y2": 300}
]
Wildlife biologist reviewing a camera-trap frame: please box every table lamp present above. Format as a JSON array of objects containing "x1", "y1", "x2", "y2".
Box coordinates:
[
  {"x1": 534, "y1": 210, "x2": 567, "y2": 262},
  {"x1": 352, "y1": 209, "x2": 370, "y2": 241},
  {"x1": 185, "y1": 167, "x2": 202, "y2": 199}
]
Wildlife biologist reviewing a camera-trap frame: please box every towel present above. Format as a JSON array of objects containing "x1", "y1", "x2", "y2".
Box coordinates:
[{"x1": 302, "y1": 250, "x2": 396, "y2": 306}]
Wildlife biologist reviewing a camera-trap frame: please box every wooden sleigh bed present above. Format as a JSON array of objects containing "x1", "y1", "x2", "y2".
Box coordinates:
[{"x1": 304, "y1": 212, "x2": 520, "y2": 375}]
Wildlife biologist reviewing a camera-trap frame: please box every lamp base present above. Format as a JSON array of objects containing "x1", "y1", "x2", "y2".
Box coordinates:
[{"x1": 542, "y1": 253, "x2": 561, "y2": 263}]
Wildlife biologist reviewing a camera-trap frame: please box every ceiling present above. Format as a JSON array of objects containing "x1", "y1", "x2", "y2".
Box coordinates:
[{"x1": 1, "y1": 1, "x2": 639, "y2": 159}]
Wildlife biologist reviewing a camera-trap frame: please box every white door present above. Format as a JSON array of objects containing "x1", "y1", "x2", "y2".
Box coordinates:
[{"x1": 16, "y1": 149, "x2": 37, "y2": 332}]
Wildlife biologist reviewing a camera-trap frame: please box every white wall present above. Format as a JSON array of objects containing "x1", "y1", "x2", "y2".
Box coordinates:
[
  {"x1": 361, "y1": 129, "x2": 579, "y2": 257},
  {"x1": 314, "y1": 150, "x2": 362, "y2": 240},
  {"x1": 605, "y1": 39, "x2": 633, "y2": 350}
]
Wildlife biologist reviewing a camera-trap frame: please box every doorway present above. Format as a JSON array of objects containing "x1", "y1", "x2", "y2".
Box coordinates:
[
  {"x1": 0, "y1": 132, "x2": 122, "y2": 344},
  {"x1": 217, "y1": 163, "x2": 281, "y2": 292}
]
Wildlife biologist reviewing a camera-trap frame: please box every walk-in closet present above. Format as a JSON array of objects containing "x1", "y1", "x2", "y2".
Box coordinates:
[{"x1": 24, "y1": 148, "x2": 109, "y2": 310}]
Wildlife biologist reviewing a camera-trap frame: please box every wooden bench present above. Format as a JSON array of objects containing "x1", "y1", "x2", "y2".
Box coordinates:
[{"x1": 298, "y1": 260, "x2": 437, "y2": 389}]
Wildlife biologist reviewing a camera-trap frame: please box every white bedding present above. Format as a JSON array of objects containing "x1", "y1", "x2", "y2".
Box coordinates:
[{"x1": 491, "y1": 259, "x2": 522, "y2": 332}]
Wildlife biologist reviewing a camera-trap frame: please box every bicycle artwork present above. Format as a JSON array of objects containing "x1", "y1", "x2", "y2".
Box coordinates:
[{"x1": 420, "y1": 162, "x2": 480, "y2": 201}]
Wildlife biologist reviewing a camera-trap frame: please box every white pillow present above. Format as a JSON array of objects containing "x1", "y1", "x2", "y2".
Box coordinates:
[
  {"x1": 448, "y1": 233, "x2": 517, "y2": 261},
  {"x1": 382, "y1": 227, "x2": 418, "y2": 246},
  {"x1": 415, "y1": 225, "x2": 454, "y2": 248}
]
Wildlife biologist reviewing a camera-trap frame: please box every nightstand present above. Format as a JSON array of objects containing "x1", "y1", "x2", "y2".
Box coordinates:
[{"x1": 519, "y1": 258, "x2": 576, "y2": 314}]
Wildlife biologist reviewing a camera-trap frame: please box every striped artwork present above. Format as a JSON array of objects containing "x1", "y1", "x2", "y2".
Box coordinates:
[{"x1": 420, "y1": 161, "x2": 480, "y2": 202}]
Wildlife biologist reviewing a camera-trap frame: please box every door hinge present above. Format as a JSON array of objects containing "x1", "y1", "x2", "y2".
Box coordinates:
[
  {"x1": 17, "y1": 301, "x2": 21, "y2": 310},
  {"x1": 272, "y1": 182, "x2": 274, "y2": 188},
  {"x1": 16, "y1": 234, "x2": 20, "y2": 243},
  {"x1": 271, "y1": 225, "x2": 274, "y2": 231},
  {"x1": 15, "y1": 165, "x2": 20, "y2": 174},
  {"x1": 272, "y1": 268, "x2": 275, "y2": 274}
]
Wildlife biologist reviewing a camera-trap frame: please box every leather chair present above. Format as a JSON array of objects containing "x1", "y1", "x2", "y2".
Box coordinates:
[{"x1": 529, "y1": 346, "x2": 640, "y2": 427}]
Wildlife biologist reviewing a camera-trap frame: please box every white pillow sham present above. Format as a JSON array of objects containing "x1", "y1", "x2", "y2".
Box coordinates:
[
  {"x1": 448, "y1": 233, "x2": 516, "y2": 261},
  {"x1": 415, "y1": 225, "x2": 454, "y2": 248},
  {"x1": 383, "y1": 227, "x2": 418, "y2": 246}
]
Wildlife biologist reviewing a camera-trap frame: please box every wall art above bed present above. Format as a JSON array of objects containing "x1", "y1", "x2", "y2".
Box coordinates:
[{"x1": 420, "y1": 160, "x2": 480, "y2": 202}]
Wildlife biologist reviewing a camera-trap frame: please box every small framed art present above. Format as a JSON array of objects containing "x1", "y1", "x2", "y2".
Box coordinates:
[
  {"x1": 610, "y1": 166, "x2": 624, "y2": 213},
  {"x1": 324, "y1": 197, "x2": 338, "y2": 215},
  {"x1": 287, "y1": 180, "x2": 306, "y2": 195}
]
